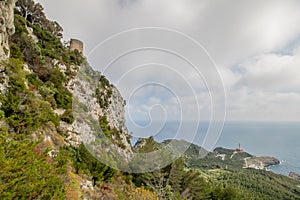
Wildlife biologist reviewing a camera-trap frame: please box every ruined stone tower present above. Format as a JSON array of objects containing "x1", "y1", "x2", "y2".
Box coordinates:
[{"x1": 70, "y1": 39, "x2": 83, "y2": 54}]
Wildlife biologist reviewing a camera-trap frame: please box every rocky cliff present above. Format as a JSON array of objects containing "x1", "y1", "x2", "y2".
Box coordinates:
[
  {"x1": 244, "y1": 156, "x2": 280, "y2": 170},
  {"x1": 0, "y1": 0, "x2": 136, "y2": 197},
  {"x1": 63, "y1": 61, "x2": 133, "y2": 160},
  {"x1": 0, "y1": 0, "x2": 15, "y2": 120},
  {"x1": 0, "y1": 0, "x2": 16, "y2": 60}
]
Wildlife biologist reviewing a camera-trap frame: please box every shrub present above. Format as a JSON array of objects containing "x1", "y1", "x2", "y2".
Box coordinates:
[
  {"x1": 0, "y1": 110, "x2": 5, "y2": 120},
  {"x1": 99, "y1": 115, "x2": 112, "y2": 137},
  {"x1": 26, "y1": 74, "x2": 43, "y2": 88},
  {"x1": 60, "y1": 109, "x2": 74, "y2": 124},
  {"x1": 0, "y1": 132, "x2": 65, "y2": 199},
  {"x1": 54, "y1": 88, "x2": 72, "y2": 110},
  {"x1": 10, "y1": 43, "x2": 23, "y2": 60},
  {"x1": 73, "y1": 144, "x2": 116, "y2": 185}
]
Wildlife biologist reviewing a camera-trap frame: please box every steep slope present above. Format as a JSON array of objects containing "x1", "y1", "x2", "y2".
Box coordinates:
[
  {"x1": 0, "y1": 1, "x2": 155, "y2": 199},
  {"x1": 65, "y1": 61, "x2": 132, "y2": 156},
  {"x1": 0, "y1": 0, "x2": 16, "y2": 60},
  {"x1": 134, "y1": 138, "x2": 300, "y2": 199}
]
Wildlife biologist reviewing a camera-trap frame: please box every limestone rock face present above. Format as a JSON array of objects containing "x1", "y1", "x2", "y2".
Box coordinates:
[
  {"x1": 63, "y1": 61, "x2": 133, "y2": 160},
  {"x1": 0, "y1": 0, "x2": 16, "y2": 60},
  {"x1": 103, "y1": 86, "x2": 127, "y2": 134},
  {"x1": 0, "y1": 0, "x2": 16, "y2": 105}
]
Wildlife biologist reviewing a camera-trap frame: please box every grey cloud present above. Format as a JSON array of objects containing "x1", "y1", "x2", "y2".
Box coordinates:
[
  {"x1": 235, "y1": 49, "x2": 300, "y2": 92},
  {"x1": 37, "y1": 0, "x2": 300, "y2": 121}
]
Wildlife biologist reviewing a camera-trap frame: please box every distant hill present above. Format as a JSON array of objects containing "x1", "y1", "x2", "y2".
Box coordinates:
[{"x1": 134, "y1": 138, "x2": 300, "y2": 199}]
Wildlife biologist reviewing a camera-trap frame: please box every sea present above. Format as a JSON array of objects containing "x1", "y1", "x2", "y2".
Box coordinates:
[{"x1": 127, "y1": 120, "x2": 300, "y2": 176}]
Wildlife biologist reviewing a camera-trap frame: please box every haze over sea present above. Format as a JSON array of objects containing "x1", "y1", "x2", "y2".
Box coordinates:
[{"x1": 127, "y1": 121, "x2": 300, "y2": 176}]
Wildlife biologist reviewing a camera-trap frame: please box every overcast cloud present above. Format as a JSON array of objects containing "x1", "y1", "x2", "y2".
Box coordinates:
[{"x1": 38, "y1": 0, "x2": 300, "y2": 122}]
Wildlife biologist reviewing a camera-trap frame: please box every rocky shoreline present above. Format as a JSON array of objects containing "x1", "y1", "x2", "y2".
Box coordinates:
[
  {"x1": 289, "y1": 172, "x2": 300, "y2": 181},
  {"x1": 244, "y1": 156, "x2": 280, "y2": 170}
]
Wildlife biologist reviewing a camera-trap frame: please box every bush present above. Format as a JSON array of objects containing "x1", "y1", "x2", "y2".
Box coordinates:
[
  {"x1": 1, "y1": 59, "x2": 61, "y2": 133},
  {"x1": 26, "y1": 73, "x2": 43, "y2": 88},
  {"x1": 54, "y1": 88, "x2": 72, "y2": 110},
  {"x1": 13, "y1": 14, "x2": 27, "y2": 35},
  {"x1": 0, "y1": 110, "x2": 5, "y2": 120},
  {"x1": 0, "y1": 132, "x2": 65, "y2": 199},
  {"x1": 10, "y1": 43, "x2": 23, "y2": 60},
  {"x1": 60, "y1": 109, "x2": 74, "y2": 124},
  {"x1": 99, "y1": 115, "x2": 112, "y2": 137},
  {"x1": 73, "y1": 144, "x2": 116, "y2": 185}
]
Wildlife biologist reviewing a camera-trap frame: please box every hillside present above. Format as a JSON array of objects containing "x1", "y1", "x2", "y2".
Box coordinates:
[
  {"x1": 0, "y1": 1, "x2": 299, "y2": 200},
  {"x1": 0, "y1": 1, "x2": 154, "y2": 199},
  {"x1": 134, "y1": 138, "x2": 300, "y2": 199}
]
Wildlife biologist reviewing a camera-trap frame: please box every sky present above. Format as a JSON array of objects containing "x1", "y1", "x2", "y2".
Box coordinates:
[{"x1": 37, "y1": 0, "x2": 300, "y2": 122}]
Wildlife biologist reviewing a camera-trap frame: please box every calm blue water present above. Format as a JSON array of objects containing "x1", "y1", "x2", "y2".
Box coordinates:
[{"x1": 127, "y1": 121, "x2": 300, "y2": 176}]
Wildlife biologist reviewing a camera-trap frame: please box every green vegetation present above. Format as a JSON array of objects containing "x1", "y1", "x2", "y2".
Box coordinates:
[
  {"x1": 99, "y1": 115, "x2": 128, "y2": 149},
  {"x1": 0, "y1": 58, "x2": 60, "y2": 133},
  {"x1": 1, "y1": 1, "x2": 155, "y2": 199},
  {"x1": 3, "y1": 2, "x2": 83, "y2": 127},
  {"x1": 99, "y1": 115, "x2": 111, "y2": 137},
  {"x1": 134, "y1": 138, "x2": 300, "y2": 199},
  {"x1": 132, "y1": 158, "x2": 238, "y2": 200},
  {"x1": 12, "y1": 7, "x2": 83, "y2": 68},
  {"x1": 187, "y1": 149, "x2": 251, "y2": 170},
  {"x1": 0, "y1": 3, "x2": 83, "y2": 197},
  {"x1": 0, "y1": 132, "x2": 66, "y2": 199},
  {"x1": 72, "y1": 144, "x2": 116, "y2": 185},
  {"x1": 186, "y1": 144, "x2": 300, "y2": 199},
  {"x1": 96, "y1": 75, "x2": 113, "y2": 109},
  {"x1": 216, "y1": 169, "x2": 300, "y2": 200}
]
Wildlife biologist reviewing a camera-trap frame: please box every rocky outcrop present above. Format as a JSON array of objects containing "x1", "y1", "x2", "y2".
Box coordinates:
[
  {"x1": 63, "y1": 61, "x2": 133, "y2": 161},
  {"x1": 0, "y1": 0, "x2": 16, "y2": 60},
  {"x1": 0, "y1": 0, "x2": 16, "y2": 102},
  {"x1": 289, "y1": 172, "x2": 300, "y2": 181},
  {"x1": 244, "y1": 156, "x2": 280, "y2": 170},
  {"x1": 258, "y1": 156, "x2": 280, "y2": 167},
  {"x1": 133, "y1": 138, "x2": 148, "y2": 151}
]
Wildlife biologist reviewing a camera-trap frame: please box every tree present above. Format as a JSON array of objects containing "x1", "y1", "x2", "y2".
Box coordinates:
[
  {"x1": 143, "y1": 167, "x2": 172, "y2": 200},
  {"x1": 168, "y1": 158, "x2": 185, "y2": 193},
  {"x1": 209, "y1": 185, "x2": 238, "y2": 200},
  {"x1": 180, "y1": 170, "x2": 211, "y2": 200},
  {"x1": 46, "y1": 21, "x2": 63, "y2": 39},
  {"x1": 16, "y1": 0, "x2": 35, "y2": 22},
  {"x1": 74, "y1": 144, "x2": 116, "y2": 185},
  {"x1": 29, "y1": 3, "x2": 46, "y2": 25},
  {"x1": 15, "y1": 0, "x2": 63, "y2": 39},
  {"x1": 16, "y1": 0, "x2": 45, "y2": 25}
]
